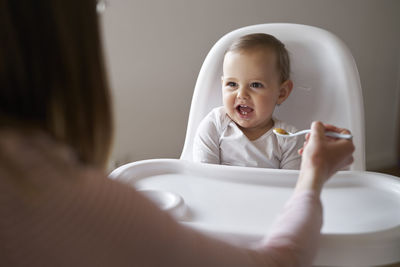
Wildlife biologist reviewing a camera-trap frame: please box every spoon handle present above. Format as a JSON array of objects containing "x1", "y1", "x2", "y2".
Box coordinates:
[
  {"x1": 325, "y1": 131, "x2": 352, "y2": 139},
  {"x1": 275, "y1": 129, "x2": 352, "y2": 139}
]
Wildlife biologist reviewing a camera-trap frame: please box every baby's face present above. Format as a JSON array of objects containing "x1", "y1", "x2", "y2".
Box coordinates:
[{"x1": 222, "y1": 49, "x2": 290, "y2": 138}]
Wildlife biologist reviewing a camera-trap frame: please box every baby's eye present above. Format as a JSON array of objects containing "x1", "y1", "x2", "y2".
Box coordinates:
[
  {"x1": 250, "y1": 82, "x2": 263, "y2": 88},
  {"x1": 226, "y1": 81, "x2": 237, "y2": 87}
]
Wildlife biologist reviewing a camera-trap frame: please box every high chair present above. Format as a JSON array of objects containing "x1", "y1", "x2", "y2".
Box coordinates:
[
  {"x1": 180, "y1": 23, "x2": 366, "y2": 171},
  {"x1": 110, "y1": 24, "x2": 399, "y2": 266}
]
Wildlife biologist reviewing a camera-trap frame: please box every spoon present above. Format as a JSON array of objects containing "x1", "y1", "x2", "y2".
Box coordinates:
[{"x1": 273, "y1": 128, "x2": 352, "y2": 139}]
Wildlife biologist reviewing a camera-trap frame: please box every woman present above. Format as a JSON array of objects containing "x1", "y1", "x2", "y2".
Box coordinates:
[{"x1": 0, "y1": 1, "x2": 354, "y2": 266}]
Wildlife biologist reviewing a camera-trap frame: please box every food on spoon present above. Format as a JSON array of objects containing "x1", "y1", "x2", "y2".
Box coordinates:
[{"x1": 274, "y1": 128, "x2": 289, "y2": 135}]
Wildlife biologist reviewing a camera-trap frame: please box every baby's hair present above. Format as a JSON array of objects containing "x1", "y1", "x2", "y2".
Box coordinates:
[{"x1": 225, "y1": 33, "x2": 290, "y2": 83}]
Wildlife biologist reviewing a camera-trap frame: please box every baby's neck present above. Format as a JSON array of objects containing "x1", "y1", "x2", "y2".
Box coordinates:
[{"x1": 239, "y1": 120, "x2": 274, "y2": 141}]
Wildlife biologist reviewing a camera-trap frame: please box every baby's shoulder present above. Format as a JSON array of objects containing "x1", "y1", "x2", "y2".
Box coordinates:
[
  {"x1": 199, "y1": 106, "x2": 231, "y2": 132},
  {"x1": 273, "y1": 119, "x2": 298, "y2": 133},
  {"x1": 273, "y1": 119, "x2": 303, "y2": 148},
  {"x1": 207, "y1": 106, "x2": 231, "y2": 127}
]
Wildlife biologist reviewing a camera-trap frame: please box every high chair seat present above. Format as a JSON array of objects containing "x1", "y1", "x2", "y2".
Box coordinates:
[{"x1": 180, "y1": 23, "x2": 365, "y2": 170}]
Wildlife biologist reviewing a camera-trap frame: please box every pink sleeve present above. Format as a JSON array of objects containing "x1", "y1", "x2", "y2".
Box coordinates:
[{"x1": 256, "y1": 191, "x2": 323, "y2": 267}]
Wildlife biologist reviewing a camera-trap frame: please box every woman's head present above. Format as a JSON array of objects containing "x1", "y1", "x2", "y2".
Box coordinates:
[{"x1": 0, "y1": 0, "x2": 113, "y2": 168}]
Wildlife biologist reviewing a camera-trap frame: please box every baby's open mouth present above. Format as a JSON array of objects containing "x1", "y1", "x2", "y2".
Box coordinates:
[{"x1": 236, "y1": 105, "x2": 253, "y2": 115}]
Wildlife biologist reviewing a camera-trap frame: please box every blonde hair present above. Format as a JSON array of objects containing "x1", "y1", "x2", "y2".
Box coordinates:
[
  {"x1": 226, "y1": 33, "x2": 290, "y2": 83},
  {"x1": 0, "y1": 0, "x2": 113, "y2": 169}
]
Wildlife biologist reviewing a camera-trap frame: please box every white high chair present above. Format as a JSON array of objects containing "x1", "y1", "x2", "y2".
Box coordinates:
[
  {"x1": 180, "y1": 23, "x2": 366, "y2": 171},
  {"x1": 110, "y1": 24, "x2": 400, "y2": 266}
]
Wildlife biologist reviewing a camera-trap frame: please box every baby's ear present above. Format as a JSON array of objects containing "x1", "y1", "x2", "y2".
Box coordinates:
[{"x1": 277, "y1": 80, "x2": 293, "y2": 105}]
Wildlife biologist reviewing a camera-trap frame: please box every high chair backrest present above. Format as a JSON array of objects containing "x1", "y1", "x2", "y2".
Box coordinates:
[{"x1": 180, "y1": 23, "x2": 365, "y2": 170}]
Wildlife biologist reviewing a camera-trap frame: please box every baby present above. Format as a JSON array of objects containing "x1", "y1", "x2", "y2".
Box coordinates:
[{"x1": 193, "y1": 33, "x2": 302, "y2": 169}]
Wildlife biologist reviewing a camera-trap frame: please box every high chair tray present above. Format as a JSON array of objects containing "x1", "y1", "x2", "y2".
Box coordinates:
[{"x1": 109, "y1": 159, "x2": 400, "y2": 266}]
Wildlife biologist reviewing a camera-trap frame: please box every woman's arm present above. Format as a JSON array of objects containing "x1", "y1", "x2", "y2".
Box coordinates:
[{"x1": 0, "y1": 122, "x2": 354, "y2": 266}]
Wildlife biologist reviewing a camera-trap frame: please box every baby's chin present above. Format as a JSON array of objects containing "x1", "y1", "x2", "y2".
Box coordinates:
[
  {"x1": 233, "y1": 118, "x2": 253, "y2": 129},
  {"x1": 226, "y1": 111, "x2": 250, "y2": 125},
  {"x1": 235, "y1": 117, "x2": 275, "y2": 132}
]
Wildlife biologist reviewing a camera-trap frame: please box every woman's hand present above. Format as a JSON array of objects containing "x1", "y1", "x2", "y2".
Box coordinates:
[{"x1": 296, "y1": 121, "x2": 355, "y2": 193}]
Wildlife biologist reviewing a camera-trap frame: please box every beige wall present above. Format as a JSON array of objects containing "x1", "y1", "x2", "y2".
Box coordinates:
[{"x1": 101, "y1": 0, "x2": 400, "y2": 170}]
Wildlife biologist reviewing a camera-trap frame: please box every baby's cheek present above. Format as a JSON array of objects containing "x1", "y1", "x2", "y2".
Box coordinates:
[{"x1": 222, "y1": 95, "x2": 235, "y2": 107}]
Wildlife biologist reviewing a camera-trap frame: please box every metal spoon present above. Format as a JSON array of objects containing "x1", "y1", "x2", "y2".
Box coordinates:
[{"x1": 273, "y1": 128, "x2": 352, "y2": 139}]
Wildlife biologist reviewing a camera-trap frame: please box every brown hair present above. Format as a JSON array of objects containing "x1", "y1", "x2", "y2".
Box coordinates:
[
  {"x1": 0, "y1": 0, "x2": 113, "y2": 169},
  {"x1": 226, "y1": 33, "x2": 290, "y2": 83}
]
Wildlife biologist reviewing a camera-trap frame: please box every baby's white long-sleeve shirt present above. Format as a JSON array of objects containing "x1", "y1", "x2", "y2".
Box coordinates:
[{"x1": 193, "y1": 106, "x2": 303, "y2": 169}]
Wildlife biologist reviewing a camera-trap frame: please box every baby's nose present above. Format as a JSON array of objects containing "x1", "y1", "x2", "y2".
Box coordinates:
[{"x1": 237, "y1": 87, "x2": 249, "y2": 99}]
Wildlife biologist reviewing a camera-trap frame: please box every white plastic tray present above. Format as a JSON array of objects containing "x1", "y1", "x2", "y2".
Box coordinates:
[{"x1": 110, "y1": 159, "x2": 400, "y2": 266}]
